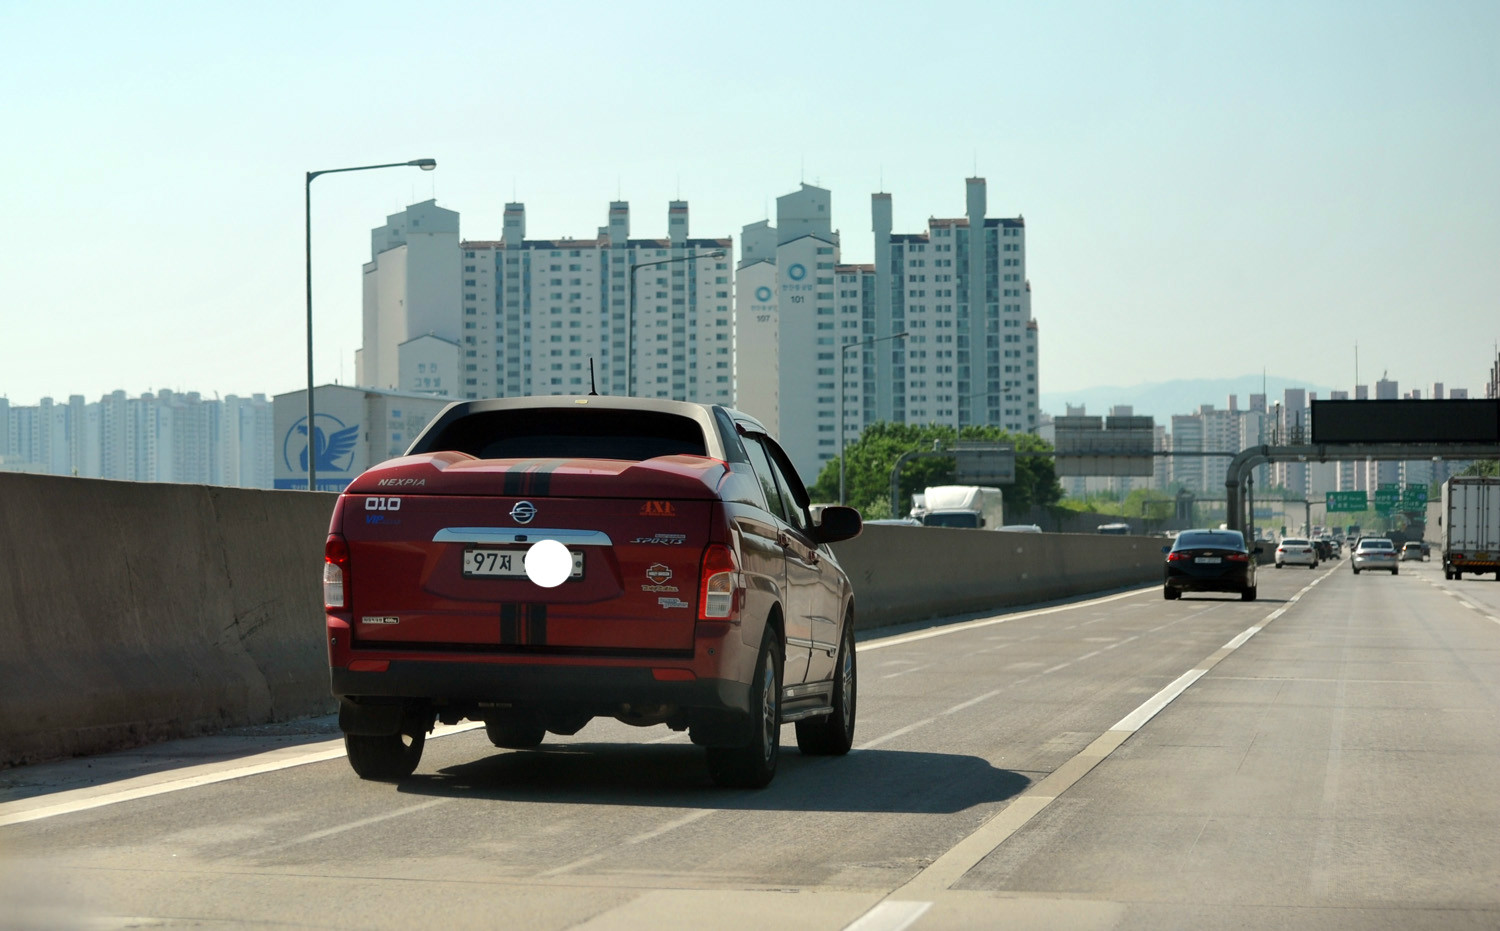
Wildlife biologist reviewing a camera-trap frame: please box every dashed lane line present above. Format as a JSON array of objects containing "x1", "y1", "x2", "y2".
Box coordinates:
[
  {"x1": 0, "y1": 722, "x2": 486, "y2": 828},
  {"x1": 840, "y1": 563, "x2": 1340, "y2": 928}
]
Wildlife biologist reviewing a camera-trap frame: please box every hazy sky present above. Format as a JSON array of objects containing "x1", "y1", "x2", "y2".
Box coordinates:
[{"x1": 2, "y1": 0, "x2": 1496, "y2": 408}]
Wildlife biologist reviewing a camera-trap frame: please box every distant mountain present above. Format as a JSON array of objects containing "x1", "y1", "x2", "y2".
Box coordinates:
[{"x1": 1040, "y1": 375, "x2": 1337, "y2": 424}]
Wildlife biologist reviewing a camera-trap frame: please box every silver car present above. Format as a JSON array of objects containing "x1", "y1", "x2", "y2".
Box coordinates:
[
  {"x1": 1275, "y1": 538, "x2": 1318, "y2": 569},
  {"x1": 1352, "y1": 538, "x2": 1399, "y2": 575}
]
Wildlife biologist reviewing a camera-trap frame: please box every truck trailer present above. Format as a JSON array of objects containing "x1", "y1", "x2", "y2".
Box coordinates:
[
  {"x1": 1441, "y1": 476, "x2": 1500, "y2": 581},
  {"x1": 917, "y1": 485, "x2": 1004, "y2": 529}
]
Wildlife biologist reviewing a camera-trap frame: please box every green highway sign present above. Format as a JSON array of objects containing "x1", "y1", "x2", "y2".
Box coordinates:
[
  {"x1": 1326, "y1": 491, "x2": 1368, "y2": 513},
  {"x1": 1374, "y1": 486, "x2": 1401, "y2": 514},
  {"x1": 1401, "y1": 483, "x2": 1429, "y2": 510}
]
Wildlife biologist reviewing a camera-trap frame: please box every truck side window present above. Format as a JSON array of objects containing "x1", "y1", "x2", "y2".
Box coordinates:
[
  {"x1": 741, "y1": 436, "x2": 788, "y2": 523},
  {"x1": 759, "y1": 438, "x2": 812, "y2": 535}
]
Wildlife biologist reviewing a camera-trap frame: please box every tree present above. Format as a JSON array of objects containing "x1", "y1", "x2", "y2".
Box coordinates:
[
  {"x1": 808, "y1": 422, "x2": 1061, "y2": 518},
  {"x1": 1459, "y1": 460, "x2": 1500, "y2": 478}
]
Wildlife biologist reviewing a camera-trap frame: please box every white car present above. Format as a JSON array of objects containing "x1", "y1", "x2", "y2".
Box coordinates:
[
  {"x1": 1275, "y1": 538, "x2": 1318, "y2": 569},
  {"x1": 1353, "y1": 538, "x2": 1400, "y2": 575}
]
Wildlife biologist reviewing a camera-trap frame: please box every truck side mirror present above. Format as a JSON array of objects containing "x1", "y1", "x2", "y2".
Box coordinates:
[{"x1": 814, "y1": 506, "x2": 863, "y2": 544}]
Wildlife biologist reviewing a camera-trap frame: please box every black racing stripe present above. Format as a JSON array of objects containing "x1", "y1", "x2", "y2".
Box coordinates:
[
  {"x1": 526, "y1": 603, "x2": 547, "y2": 645},
  {"x1": 499, "y1": 604, "x2": 520, "y2": 644},
  {"x1": 528, "y1": 459, "x2": 565, "y2": 496},
  {"x1": 503, "y1": 466, "x2": 526, "y2": 496}
]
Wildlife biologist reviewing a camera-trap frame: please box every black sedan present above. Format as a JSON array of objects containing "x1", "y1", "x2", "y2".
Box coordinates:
[{"x1": 1163, "y1": 529, "x2": 1261, "y2": 601}]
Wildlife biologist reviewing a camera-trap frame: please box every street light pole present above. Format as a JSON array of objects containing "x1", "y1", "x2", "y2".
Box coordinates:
[
  {"x1": 626, "y1": 249, "x2": 725, "y2": 396},
  {"x1": 839, "y1": 331, "x2": 908, "y2": 505},
  {"x1": 305, "y1": 158, "x2": 435, "y2": 491}
]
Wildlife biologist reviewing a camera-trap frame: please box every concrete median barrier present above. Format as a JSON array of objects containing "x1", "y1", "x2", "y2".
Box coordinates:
[
  {"x1": 833, "y1": 525, "x2": 1161, "y2": 630},
  {"x1": 0, "y1": 474, "x2": 336, "y2": 767},
  {"x1": 0, "y1": 475, "x2": 1161, "y2": 766}
]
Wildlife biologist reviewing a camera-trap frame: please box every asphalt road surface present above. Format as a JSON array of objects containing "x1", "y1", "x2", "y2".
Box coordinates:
[{"x1": 3, "y1": 554, "x2": 1498, "y2": 930}]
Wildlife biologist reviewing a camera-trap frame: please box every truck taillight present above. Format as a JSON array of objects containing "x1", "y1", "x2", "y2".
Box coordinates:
[
  {"x1": 699, "y1": 543, "x2": 742, "y2": 621},
  {"x1": 324, "y1": 534, "x2": 350, "y2": 609}
]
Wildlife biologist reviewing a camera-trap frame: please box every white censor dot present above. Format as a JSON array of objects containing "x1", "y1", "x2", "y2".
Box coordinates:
[{"x1": 524, "y1": 539, "x2": 572, "y2": 588}]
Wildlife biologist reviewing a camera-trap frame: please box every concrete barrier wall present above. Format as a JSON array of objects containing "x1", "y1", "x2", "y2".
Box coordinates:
[
  {"x1": 0, "y1": 474, "x2": 337, "y2": 767},
  {"x1": 832, "y1": 525, "x2": 1161, "y2": 630},
  {"x1": 0, "y1": 475, "x2": 1162, "y2": 766}
]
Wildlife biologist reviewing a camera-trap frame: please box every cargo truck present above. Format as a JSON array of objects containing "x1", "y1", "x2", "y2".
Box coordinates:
[
  {"x1": 1441, "y1": 476, "x2": 1500, "y2": 581},
  {"x1": 917, "y1": 485, "x2": 1004, "y2": 529}
]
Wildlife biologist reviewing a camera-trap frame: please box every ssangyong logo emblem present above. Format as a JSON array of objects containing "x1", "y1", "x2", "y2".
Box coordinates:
[{"x1": 510, "y1": 500, "x2": 537, "y2": 524}]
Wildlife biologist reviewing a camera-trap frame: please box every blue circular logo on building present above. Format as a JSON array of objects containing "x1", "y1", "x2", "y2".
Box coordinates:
[
  {"x1": 755, "y1": 286, "x2": 772, "y2": 302},
  {"x1": 283, "y1": 413, "x2": 360, "y2": 475},
  {"x1": 788, "y1": 263, "x2": 807, "y2": 281}
]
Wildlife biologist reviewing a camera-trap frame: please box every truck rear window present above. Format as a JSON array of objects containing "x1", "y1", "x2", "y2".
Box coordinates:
[{"x1": 412, "y1": 409, "x2": 708, "y2": 462}]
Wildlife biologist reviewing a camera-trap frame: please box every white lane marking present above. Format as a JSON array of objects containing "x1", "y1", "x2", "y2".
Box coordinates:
[
  {"x1": 878, "y1": 566, "x2": 1330, "y2": 903},
  {"x1": 856, "y1": 717, "x2": 937, "y2": 751},
  {"x1": 942, "y1": 689, "x2": 1001, "y2": 715},
  {"x1": 1042, "y1": 662, "x2": 1072, "y2": 675},
  {"x1": 1112, "y1": 668, "x2": 1209, "y2": 733},
  {"x1": 249, "y1": 799, "x2": 447, "y2": 855},
  {"x1": 843, "y1": 900, "x2": 933, "y2": 931},
  {"x1": 881, "y1": 664, "x2": 933, "y2": 680},
  {"x1": 539, "y1": 809, "x2": 714, "y2": 877},
  {"x1": 625, "y1": 808, "x2": 713, "y2": 845},
  {"x1": 1223, "y1": 626, "x2": 1263, "y2": 650},
  {"x1": 0, "y1": 722, "x2": 485, "y2": 828},
  {"x1": 1459, "y1": 601, "x2": 1479, "y2": 610},
  {"x1": 861, "y1": 587, "x2": 1151, "y2": 652}
]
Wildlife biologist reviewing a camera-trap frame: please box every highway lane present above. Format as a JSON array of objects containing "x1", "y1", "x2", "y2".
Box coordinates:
[{"x1": 2, "y1": 558, "x2": 1498, "y2": 930}]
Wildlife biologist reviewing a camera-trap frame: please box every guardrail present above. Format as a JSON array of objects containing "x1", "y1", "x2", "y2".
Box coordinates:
[{"x1": 0, "y1": 474, "x2": 1159, "y2": 767}]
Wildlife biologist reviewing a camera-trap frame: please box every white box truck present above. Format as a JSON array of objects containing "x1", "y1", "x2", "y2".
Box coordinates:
[
  {"x1": 1441, "y1": 476, "x2": 1500, "y2": 581},
  {"x1": 919, "y1": 485, "x2": 1004, "y2": 529}
]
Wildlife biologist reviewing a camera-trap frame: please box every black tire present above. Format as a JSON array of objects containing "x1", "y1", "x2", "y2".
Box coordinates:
[
  {"x1": 1275, "y1": 563, "x2": 1283, "y2": 569},
  {"x1": 1353, "y1": 567, "x2": 1361, "y2": 575},
  {"x1": 1310, "y1": 562, "x2": 1318, "y2": 570},
  {"x1": 1392, "y1": 568, "x2": 1399, "y2": 575},
  {"x1": 1241, "y1": 586, "x2": 1257, "y2": 602},
  {"x1": 344, "y1": 730, "x2": 425, "y2": 781},
  {"x1": 796, "y1": 617, "x2": 856, "y2": 756},
  {"x1": 485, "y1": 720, "x2": 546, "y2": 749},
  {"x1": 1163, "y1": 586, "x2": 1180, "y2": 600},
  {"x1": 707, "y1": 630, "x2": 782, "y2": 788},
  {"x1": 1454, "y1": 570, "x2": 1461, "y2": 580}
]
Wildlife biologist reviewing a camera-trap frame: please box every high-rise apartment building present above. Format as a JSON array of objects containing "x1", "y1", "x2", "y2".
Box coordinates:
[
  {"x1": 736, "y1": 178, "x2": 1039, "y2": 483},
  {"x1": 0, "y1": 391, "x2": 274, "y2": 487},
  {"x1": 357, "y1": 201, "x2": 462, "y2": 397},
  {"x1": 456, "y1": 201, "x2": 733, "y2": 405}
]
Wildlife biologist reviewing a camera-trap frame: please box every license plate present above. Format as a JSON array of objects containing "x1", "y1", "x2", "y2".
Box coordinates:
[
  {"x1": 1195, "y1": 557, "x2": 1222, "y2": 564},
  {"x1": 1476, "y1": 552, "x2": 1491, "y2": 560},
  {"x1": 463, "y1": 548, "x2": 584, "y2": 580}
]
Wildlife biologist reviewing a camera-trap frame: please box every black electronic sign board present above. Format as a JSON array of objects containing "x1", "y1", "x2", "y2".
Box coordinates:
[{"x1": 1310, "y1": 399, "x2": 1500, "y2": 445}]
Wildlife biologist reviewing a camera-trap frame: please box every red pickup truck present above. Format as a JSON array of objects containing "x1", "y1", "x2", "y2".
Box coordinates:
[{"x1": 325, "y1": 397, "x2": 862, "y2": 787}]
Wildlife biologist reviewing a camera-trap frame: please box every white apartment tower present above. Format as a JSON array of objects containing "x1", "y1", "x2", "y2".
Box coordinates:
[
  {"x1": 736, "y1": 179, "x2": 1039, "y2": 484},
  {"x1": 357, "y1": 200, "x2": 462, "y2": 397},
  {"x1": 459, "y1": 201, "x2": 733, "y2": 403}
]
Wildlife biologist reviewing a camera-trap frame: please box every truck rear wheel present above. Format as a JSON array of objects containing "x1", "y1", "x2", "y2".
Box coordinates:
[
  {"x1": 707, "y1": 632, "x2": 781, "y2": 788},
  {"x1": 345, "y1": 731, "x2": 425, "y2": 781}
]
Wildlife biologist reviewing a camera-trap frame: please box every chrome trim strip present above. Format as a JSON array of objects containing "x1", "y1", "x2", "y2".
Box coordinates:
[
  {"x1": 433, "y1": 527, "x2": 614, "y2": 546},
  {"x1": 783, "y1": 681, "x2": 832, "y2": 700},
  {"x1": 785, "y1": 636, "x2": 816, "y2": 649}
]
